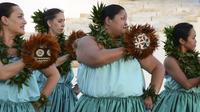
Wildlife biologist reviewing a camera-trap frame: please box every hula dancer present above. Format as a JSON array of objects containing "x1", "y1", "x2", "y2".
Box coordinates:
[
  {"x1": 153, "y1": 23, "x2": 200, "y2": 112},
  {"x1": 74, "y1": 3, "x2": 164, "y2": 112},
  {"x1": 0, "y1": 2, "x2": 60, "y2": 112},
  {"x1": 32, "y1": 8, "x2": 79, "y2": 112}
]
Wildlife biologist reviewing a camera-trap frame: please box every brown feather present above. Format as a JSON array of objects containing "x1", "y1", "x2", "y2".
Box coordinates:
[
  {"x1": 64, "y1": 30, "x2": 86, "y2": 60},
  {"x1": 124, "y1": 24, "x2": 158, "y2": 59},
  {"x1": 22, "y1": 33, "x2": 60, "y2": 69}
]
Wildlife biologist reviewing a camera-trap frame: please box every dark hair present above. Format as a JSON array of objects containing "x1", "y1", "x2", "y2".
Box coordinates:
[
  {"x1": 0, "y1": 2, "x2": 18, "y2": 30},
  {"x1": 173, "y1": 22, "x2": 193, "y2": 47},
  {"x1": 102, "y1": 4, "x2": 124, "y2": 24},
  {"x1": 43, "y1": 8, "x2": 63, "y2": 31}
]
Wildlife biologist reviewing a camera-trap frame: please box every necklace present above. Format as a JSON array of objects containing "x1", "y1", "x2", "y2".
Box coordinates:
[{"x1": 0, "y1": 36, "x2": 31, "y2": 90}]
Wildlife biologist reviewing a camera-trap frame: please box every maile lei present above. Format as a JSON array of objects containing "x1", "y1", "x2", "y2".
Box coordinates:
[
  {"x1": 0, "y1": 36, "x2": 32, "y2": 90},
  {"x1": 164, "y1": 26, "x2": 200, "y2": 79}
]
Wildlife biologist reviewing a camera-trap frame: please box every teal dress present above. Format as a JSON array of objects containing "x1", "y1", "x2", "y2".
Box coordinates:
[
  {"x1": 153, "y1": 74, "x2": 200, "y2": 112},
  {"x1": 35, "y1": 69, "x2": 78, "y2": 112},
  {"x1": 0, "y1": 56, "x2": 40, "y2": 112},
  {"x1": 74, "y1": 58, "x2": 147, "y2": 112}
]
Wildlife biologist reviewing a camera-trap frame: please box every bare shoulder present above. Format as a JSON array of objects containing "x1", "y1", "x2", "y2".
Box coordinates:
[
  {"x1": 164, "y1": 56, "x2": 177, "y2": 66},
  {"x1": 76, "y1": 36, "x2": 96, "y2": 48},
  {"x1": 77, "y1": 35, "x2": 95, "y2": 44}
]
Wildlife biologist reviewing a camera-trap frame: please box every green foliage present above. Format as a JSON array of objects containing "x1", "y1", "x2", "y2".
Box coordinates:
[
  {"x1": 90, "y1": 3, "x2": 106, "y2": 26},
  {"x1": 143, "y1": 85, "x2": 158, "y2": 104},
  {"x1": 57, "y1": 33, "x2": 72, "y2": 75},
  {"x1": 89, "y1": 25, "x2": 124, "y2": 49},
  {"x1": 31, "y1": 9, "x2": 47, "y2": 33}
]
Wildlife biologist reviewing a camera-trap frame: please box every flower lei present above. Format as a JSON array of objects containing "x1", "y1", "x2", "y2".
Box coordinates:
[
  {"x1": 32, "y1": 9, "x2": 72, "y2": 75},
  {"x1": 0, "y1": 36, "x2": 32, "y2": 90},
  {"x1": 89, "y1": 3, "x2": 124, "y2": 49},
  {"x1": 164, "y1": 26, "x2": 200, "y2": 79}
]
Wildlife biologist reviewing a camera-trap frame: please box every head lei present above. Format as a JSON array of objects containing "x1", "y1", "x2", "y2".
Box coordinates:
[
  {"x1": 164, "y1": 26, "x2": 200, "y2": 78},
  {"x1": 0, "y1": 35, "x2": 32, "y2": 90},
  {"x1": 32, "y1": 9, "x2": 82, "y2": 75}
]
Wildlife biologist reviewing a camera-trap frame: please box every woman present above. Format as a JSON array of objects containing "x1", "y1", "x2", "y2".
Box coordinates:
[
  {"x1": 153, "y1": 23, "x2": 200, "y2": 112},
  {"x1": 74, "y1": 4, "x2": 164, "y2": 112},
  {"x1": 0, "y1": 2, "x2": 60, "y2": 112},
  {"x1": 32, "y1": 8, "x2": 78, "y2": 112}
]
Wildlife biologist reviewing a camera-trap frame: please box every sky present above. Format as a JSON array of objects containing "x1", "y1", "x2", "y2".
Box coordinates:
[{"x1": 0, "y1": 0, "x2": 110, "y2": 32}]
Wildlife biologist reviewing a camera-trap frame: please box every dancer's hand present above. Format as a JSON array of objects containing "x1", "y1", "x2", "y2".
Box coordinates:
[{"x1": 144, "y1": 96, "x2": 153, "y2": 110}]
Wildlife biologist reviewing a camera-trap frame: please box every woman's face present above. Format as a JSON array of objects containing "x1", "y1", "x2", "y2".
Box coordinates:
[
  {"x1": 48, "y1": 12, "x2": 65, "y2": 36},
  {"x1": 107, "y1": 9, "x2": 128, "y2": 36},
  {"x1": 4, "y1": 6, "x2": 26, "y2": 35},
  {"x1": 182, "y1": 28, "x2": 197, "y2": 51}
]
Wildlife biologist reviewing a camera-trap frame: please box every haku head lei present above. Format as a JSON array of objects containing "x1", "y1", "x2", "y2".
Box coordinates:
[{"x1": 164, "y1": 26, "x2": 200, "y2": 78}]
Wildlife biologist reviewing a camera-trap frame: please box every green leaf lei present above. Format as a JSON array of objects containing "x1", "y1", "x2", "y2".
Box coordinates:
[
  {"x1": 0, "y1": 36, "x2": 32, "y2": 90},
  {"x1": 89, "y1": 3, "x2": 124, "y2": 49},
  {"x1": 164, "y1": 26, "x2": 200, "y2": 79},
  {"x1": 142, "y1": 85, "x2": 158, "y2": 103},
  {"x1": 32, "y1": 9, "x2": 72, "y2": 75},
  {"x1": 57, "y1": 33, "x2": 72, "y2": 75}
]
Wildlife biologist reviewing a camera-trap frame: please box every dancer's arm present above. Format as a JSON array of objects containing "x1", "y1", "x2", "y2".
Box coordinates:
[{"x1": 76, "y1": 36, "x2": 125, "y2": 67}]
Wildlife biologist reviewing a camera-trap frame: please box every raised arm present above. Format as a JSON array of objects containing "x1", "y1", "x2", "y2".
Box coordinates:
[
  {"x1": 139, "y1": 55, "x2": 165, "y2": 93},
  {"x1": 164, "y1": 56, "x2": 200, "y2": 89},
  {"x1": 0, "y1": 59, "x2": 25, "y2": 80},
  {"x1": 40, "y1": 64, "x2": 60, "y2": 96},
  {"x1": 76, "y1": 36, "x2": 125, "y2": 67}
]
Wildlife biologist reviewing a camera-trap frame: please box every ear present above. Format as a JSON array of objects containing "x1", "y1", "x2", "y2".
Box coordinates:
[
  {"x1": 179, "y1": 38, "x2": 186, "y2": 45},
  {"x1": 105, "y1": 17, "x2": 112, "y2": 26},
  {"x1": 1, "y1": 16, "x2": 9, "y2": 25},
  {"x1": 47, "y1": 20, "x2": 52, "y2": 28}
]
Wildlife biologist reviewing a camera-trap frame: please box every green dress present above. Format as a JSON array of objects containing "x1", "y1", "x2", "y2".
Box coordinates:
[
  {"x1": 153, "y1": 74, "x2": 200, "y2": 112},
  {"x1": 74, "y1": 58, "x2": 147, "y2": 112},
  {"x1": 0, "y1": 56, "x2": 40, "y2": 112}
]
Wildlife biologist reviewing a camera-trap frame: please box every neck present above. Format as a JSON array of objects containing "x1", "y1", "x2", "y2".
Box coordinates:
[
  {"x1": 105, "y1": 28, "x2": 119, "y2": 40},
  {"x1": 179, "y1": 46, "x2": 188, "y2": 53},
  {"x1": 1, "y1": 30, "x2": 16, "y2": 47},
  {"x1": 48, "y1": 30, "x2": 58, "y2": 38}
]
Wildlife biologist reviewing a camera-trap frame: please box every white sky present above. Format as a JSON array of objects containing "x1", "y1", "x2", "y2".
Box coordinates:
[{"x1": 0, "y1": 0, "x2": 111, "y2": 32}]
